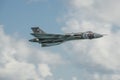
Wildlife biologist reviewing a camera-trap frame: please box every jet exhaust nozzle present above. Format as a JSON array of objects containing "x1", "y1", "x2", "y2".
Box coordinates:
[{"x1": 29, "y1": 38, "x2": 39, "y2": 42}]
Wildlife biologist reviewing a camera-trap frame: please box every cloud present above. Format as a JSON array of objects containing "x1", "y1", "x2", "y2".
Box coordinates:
[
  {"x1": 69, "y1": 0, "x2": 94, "y2": 8},
  {"x1": 93, "y1": 0, "x2": 120, "y2": 25},
  {"x1": 72, "y1": 77, "x2": 77, "y2": 80},
  {"x1": 0, "y1": 25, "x2": 64, "y2": 80},
  {"x1": 94, "y1": 73, "x2": 120, "y2": 80},
  {"x1": 0, "y1": 61, "x2": 40, "y2": 80},
  {"x1": 61, "y1": 0, "x2": 120, "y2": 80},
  {"x1": 38, "y1": 64, "x2": 52, "y2": 78},
  {"x1": 67, "y1": 0, "x2": 120, "y2": 25}
]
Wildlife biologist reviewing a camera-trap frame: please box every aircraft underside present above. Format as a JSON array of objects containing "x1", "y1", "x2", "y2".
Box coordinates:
[{"x1": 39, "y1": 38, "x2": 65, "y2": 47}]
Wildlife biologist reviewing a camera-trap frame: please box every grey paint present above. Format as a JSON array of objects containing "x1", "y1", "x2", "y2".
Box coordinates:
[{"x1": 29, "y1": 27, "x2": 104, "y2": 47}]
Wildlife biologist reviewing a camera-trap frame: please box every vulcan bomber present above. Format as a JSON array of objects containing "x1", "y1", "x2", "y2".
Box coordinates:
[{"x1": 29, "y1": 27, "x2": 104, "y2": 47}]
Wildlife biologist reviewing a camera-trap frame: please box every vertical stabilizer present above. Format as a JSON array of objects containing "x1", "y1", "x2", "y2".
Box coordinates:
[{"x1": 31, "y1": 27, "x2": 46, "y2": 34}]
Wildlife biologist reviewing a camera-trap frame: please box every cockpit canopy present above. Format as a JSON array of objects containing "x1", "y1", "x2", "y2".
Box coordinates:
[
  {"x1": 86, "y1": 31, "x2": 93, "y2": 34},
  {"x1": 85, "y1": 31, "x2": 94, "y2": 39}
]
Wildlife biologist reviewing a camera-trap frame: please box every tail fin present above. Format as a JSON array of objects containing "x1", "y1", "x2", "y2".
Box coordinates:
[{"x1": 31, "y1": 27, "x2": 46, "y2": 34}]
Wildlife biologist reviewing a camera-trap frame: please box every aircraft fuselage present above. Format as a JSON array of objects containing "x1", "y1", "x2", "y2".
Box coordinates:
[{"x1": 29, "y1": 28, "x2": 104, "y2": 47}]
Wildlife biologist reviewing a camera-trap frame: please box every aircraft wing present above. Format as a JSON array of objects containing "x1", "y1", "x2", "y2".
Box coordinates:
[
  {"x1": 31, "y1": 33, "x2": 63, "y2": 39},
  {"x1": 41, "y1": 42, "x2": 62, "y2": 47}
]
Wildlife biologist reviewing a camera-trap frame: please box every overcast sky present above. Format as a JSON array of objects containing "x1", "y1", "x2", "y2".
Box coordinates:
[{"x1": 0, "y1": 0, "x2": 120, "y2": 80}]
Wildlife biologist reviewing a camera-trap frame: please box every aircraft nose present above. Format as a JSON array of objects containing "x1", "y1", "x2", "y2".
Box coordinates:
[{"x1": 94, "y1": 33, "x2": 103, "y2": 38}]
